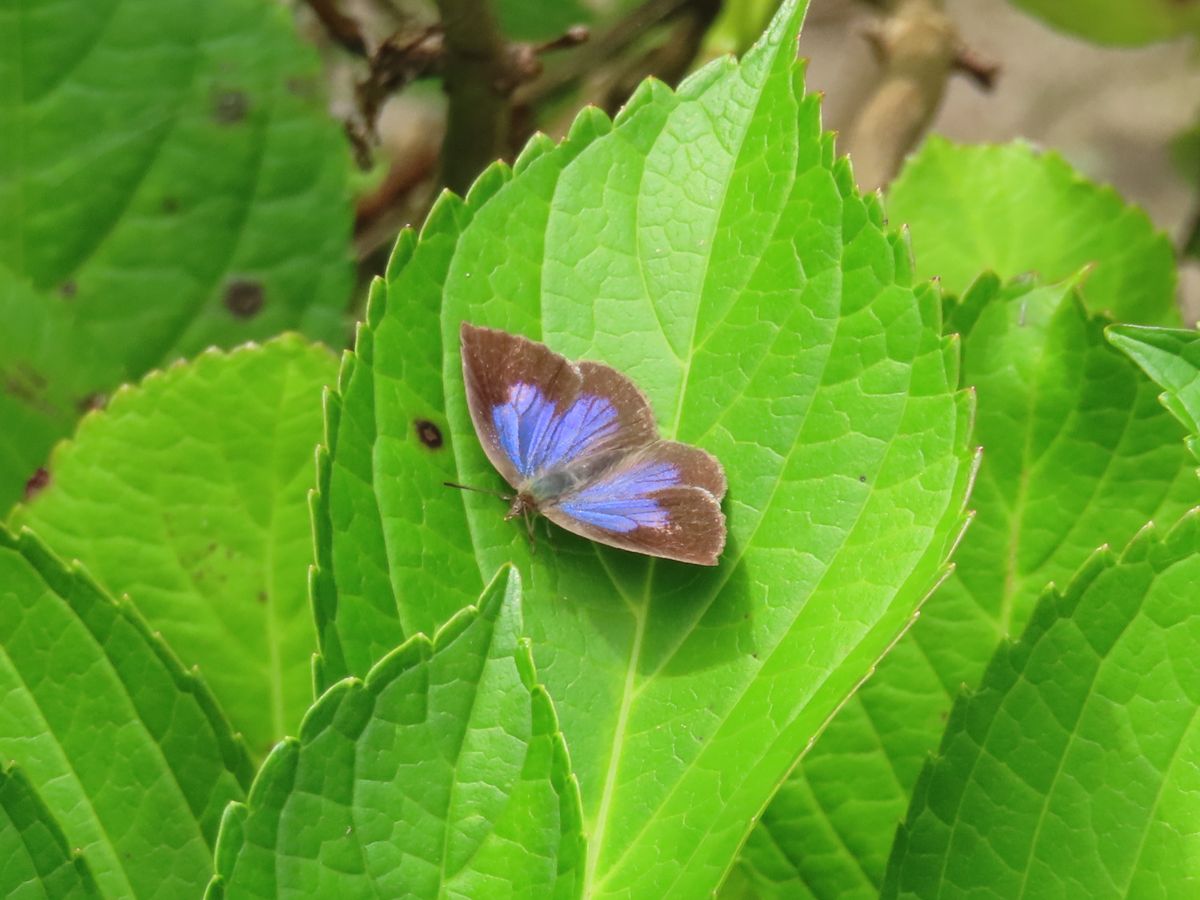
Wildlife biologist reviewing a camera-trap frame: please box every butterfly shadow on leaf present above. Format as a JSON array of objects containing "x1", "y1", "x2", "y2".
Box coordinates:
[{"x1": 526, "y1": 522, "x2": 756, "y2": 679}]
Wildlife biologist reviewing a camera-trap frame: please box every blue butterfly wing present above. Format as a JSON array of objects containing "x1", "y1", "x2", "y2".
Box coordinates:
[
  {"x1": 542, "y1": 442, "x2": 726, "y2": 566},
  {"x1": 461, "y1": 323, "x2": 726, "y2": 565},
  {"x1": 461, "y1": 324, "x2": 659, "y2": 488}
]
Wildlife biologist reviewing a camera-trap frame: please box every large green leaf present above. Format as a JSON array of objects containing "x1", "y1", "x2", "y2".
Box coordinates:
[
  {"x1": 887, "y1": 138, "x2": 1179, "y2": 326},
  {"x1": 0, "y1": 0, "x2": 353, "y2": 510},
  {"x1": 0, "y1": 764, "x2": 100, "y2": 900},
  {"x1": 1109, "y1": 325, "x2": 1200, "y2": 462},
  {"x1": 1008, "y1": 0, "x2": 1200, "y2": 45},
  {"x1": 11, "y1": 336, "x2": 336, "y2": 759},
  {"x1": 733, "y1": 276, "x2": 1196, "y2": 897},
  {"x1": 209, "y1": 566, "x2": 583, "y2": 899},
  {"x1": 314, "y1": 0, "x2": 976, "y2": 894},
  {"x1": 0, "y1": 524, "x2": 252, "y2": 899},
  {"x1": 884, "y1": 508, "x2": 1200, "y2": 896}
]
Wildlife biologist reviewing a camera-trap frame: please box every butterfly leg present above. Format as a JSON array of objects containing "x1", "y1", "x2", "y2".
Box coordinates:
[{"x1": 524, "y1": 506, "x2": 538, "y2": 555}]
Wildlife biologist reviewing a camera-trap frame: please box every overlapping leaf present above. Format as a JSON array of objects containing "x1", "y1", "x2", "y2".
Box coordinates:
[
  {"x1": 314, "y1": 1, "x2": 975, "y2": 894},
  {"x1": 1008, "y1": 0, "x2": 1200, "y2": 45},
  {"x1": 12, "y1": 336, "x2": 335, "y2": 758},
  {"x1": 0, "y1": 524, "x2": 252, "y2": 898},
  {"x1": 887, "y1": 138, "x2": 1179, "y2": 325},
  {"x1": 884, "y1": 509, "x2": 1200, "y2": 897},
  {"x1": 0, "y1": 0, "x2": 352, "y2": 510},
  {"x1": 0, "y1": 764, "x2": 100, "y2": 900},
  {"x1": 734, "y1": 277, "x2": 1196, "y2": 897},
  {"x1": 1109, "y1": 325, "x2": 1200, "y2": 462},
  {"x1": 210, "y1": 567, "x2": 583, "y2": 899}
]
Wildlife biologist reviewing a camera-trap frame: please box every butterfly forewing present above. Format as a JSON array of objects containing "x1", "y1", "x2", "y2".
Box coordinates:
[{"x1": 461, "y1": 324, "x2": 658, "y2": 487}]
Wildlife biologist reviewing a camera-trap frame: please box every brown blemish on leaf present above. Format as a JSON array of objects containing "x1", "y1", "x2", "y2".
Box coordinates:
[
  {"x1": 77, "y1": 392, "x2": 107, "y2": 413},
  {"x1": 59, "y1": 280, "x2": 77, "y2": 298},
  {"x1": 224, "y1": 279, "x2": 265, "y2": 318},
  {"x1": 162, "y1": 196, "x2": 180, "y2": 214},
  {"x1": 414, "y1": 419, "x2": 443, "y2": 449},
  {"x1": 285, "y1": 76, "x2": 316, "y2": 98},
  {"x1": 212, "y1": 88, "x2": 249, "y2": 124},
  {"x1": 23, "y1": 468, "x2": 50, "y2": 501},
  {"x1": 257, "y1": 591, "x2": 268, "y2": 604},
  {"x1": 3, "y1": 364, "x2": 50, "y2": 411}
]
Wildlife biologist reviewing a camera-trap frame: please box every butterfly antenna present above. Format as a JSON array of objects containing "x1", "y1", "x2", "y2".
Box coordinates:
[{"x1": 443, "y1": 481, "x2": 512, "y2": 500}]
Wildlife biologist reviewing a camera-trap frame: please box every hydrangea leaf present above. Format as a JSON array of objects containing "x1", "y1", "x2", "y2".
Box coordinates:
[
  {"x1": 1108, "y1": 325, "x2": 1200, "y2": 462},
  {"x1": 0, "y1": 0, "x2": 353, "y2": 510},
  {"x1": 884, "y1": 509, "x2": 1200, "y2": 896},
  {"x1": 734, "y1": 276, "x2": 1196, "y2": 897},
  {"x1": 1008, "y1": 0, "x2": 1200, "y2": 46},
  {"x1": 11, "y1": 336, "x2": 336, "y2": 758},
  {"x1": 0, "y1": 524, "x2": 253, "y2": 899},
  {"x1": 209, "y1": 566, "x2": 584, "y2": 899},
  {"x1": 887, "y1": 138, "x2": 1179, "y2": 326},
  {"x1": 0, "y1": 764, "x2": 101, "y2": 900},
  {"x1": 315, "y1": 1, "x2": 976, "y2": 894}
]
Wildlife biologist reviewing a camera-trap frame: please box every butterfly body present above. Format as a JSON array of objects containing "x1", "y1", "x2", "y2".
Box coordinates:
[{"x1": 459, "y1": 323, "x2": 727, "y2": 566}]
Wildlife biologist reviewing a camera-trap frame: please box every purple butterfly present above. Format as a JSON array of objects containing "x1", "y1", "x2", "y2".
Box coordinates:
[{"x1": 457, "y1": 323, "x2": 727, "y2": 566}]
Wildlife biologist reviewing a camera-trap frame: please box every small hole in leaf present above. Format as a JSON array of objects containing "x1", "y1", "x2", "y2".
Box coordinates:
[
  {"x1": 415, "y1": 419, "x2": 443, "y2": 449},
  {"x1": 224, "y1": 279, "x2": 265, "y2": 318}
]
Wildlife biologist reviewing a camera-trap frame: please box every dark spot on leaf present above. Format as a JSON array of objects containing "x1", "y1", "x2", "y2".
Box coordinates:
[
  {"x1": 77, "y1": 392, "x2": 107, "y2": 413},
  {"x1": 212, "y1": 88, "x2": 249, "y2": 124},
  {"x1": 59, "y1": 280, "x2": 77, "y2": 298},
  {"x1": 224, "y1": 279, "x2": 265, "y2": 318},
  {"x1": 162, "y1": 196, "x2": 180, "y2": 214},
  {"x1": 257, "y1": 591, "x2": 268, "y2": 604},
  {"x1": 285, "y1": 76, "x2": 315, "y2": 98},
  {"x1": 23, "y1": 468, "x2": 50, "y2": 501},
  {"x1": 4, "y1": 364, "x2": 48, "y2": 409},
  {"x1": 415, "y1": 419, "x2": 443, "y2": 449},
  {"x1": 859, "y1": 474, "x2": 867, "y2": 483}
]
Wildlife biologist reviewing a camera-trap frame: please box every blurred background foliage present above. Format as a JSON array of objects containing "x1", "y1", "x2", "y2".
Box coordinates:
[{"x1": 2, "y1": 0, "x2": 1197, "y2": 506}]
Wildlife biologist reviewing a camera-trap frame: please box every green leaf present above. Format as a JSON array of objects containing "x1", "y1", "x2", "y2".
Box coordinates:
[
  {"x1": 0, "y1": 0, "x2": 353, "y2": 510},
  {"x1": 209, "y1": 566, "x2": 583, "y2": 899},
  {"x1": 1109, "y1": 325, "x2": 1200, "y2": 462},
  {"x1": 0, "y1": 764, "x2": 101, "y2": 900},
  {"x1": 11, "y1": 336, "x2": 336, "y2": 759},
  {"x1": 1007, "y1": 0, "x2": 1200, "y2": 45},
  {"x1": 0, "y1": 524, "x2": 252, "y2": 899},
  {"x1": 887, "y1": 138, "x2": 1179, "y2": 326},
  {"x1": 315, "y1": 1, "x2": 977, "y2": 894},
  {"x1": 498, "y1": 0, "x2": 592, "y2": 41},
  {"x1": 734, "y1": 276, "x2": 1196, "y2": 897},
  {"x1": 884, "y1": 508, "x2": 1200, "y2": 897}
]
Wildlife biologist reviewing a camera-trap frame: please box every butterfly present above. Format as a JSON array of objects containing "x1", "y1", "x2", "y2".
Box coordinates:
[{"x1": 456, "y1": 323, "x2": 727, "y2": 566}]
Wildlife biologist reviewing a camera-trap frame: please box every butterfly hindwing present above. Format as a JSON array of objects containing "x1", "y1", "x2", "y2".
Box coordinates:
[{"x1": 542, "y1": 441, "x2": 727, "y2": 566}]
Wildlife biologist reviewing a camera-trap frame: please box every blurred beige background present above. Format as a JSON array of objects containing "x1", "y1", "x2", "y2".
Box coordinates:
[{"x1": 799, "y1": 0, "x2": 1200, "y2": 320}]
